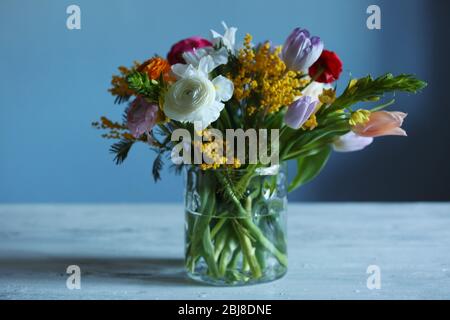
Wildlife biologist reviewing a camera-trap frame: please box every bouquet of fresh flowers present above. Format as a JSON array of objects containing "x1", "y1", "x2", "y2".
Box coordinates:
[{"x1": 94, "y1": 22, "x2": 426, "y2": 285}]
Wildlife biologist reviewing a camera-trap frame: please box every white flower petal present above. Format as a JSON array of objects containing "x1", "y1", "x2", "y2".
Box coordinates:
[
  {"x1": 212, "y1": 47, "x2": 228, "y2": 65},
  {"x1": 333, "y1": 132, "x2": 373, "y2": 152},
  {"x1": 223, "y1": 29, "x2": 237, "y2": 50},
  {"x1": 198, "y1": 56, "x2": 216, "y2": 76},
  {"x1": 212, "y1": 75, "x2": 234, "y2": 102},
  {"x1": 182, "y1": 49, "x2": 203, "y2": 67},
  {"x1": 211, "y1": 29, "x2": 222, "y2": 40},
  {"x1": 171, "y1": 63, "x2": 196, "y2": 78},
  {"x1": 170, "y1": 100, "x2": 224, "y2": 130},
  {"x1": 189, "y1": 100, "x2": 224, "y2": 129},
  {"x1": 182, "y1": 47, "x2": 210, "y2": 66},
  {"x1": 182, "y1": 47, "x2": 228, "y2": 70},
  {"x1": 211, "y1": 21, "x2": 237, "y2": 52},
  {"x1": 301, "y1": 81, "x2": 333, "y2": 101}
]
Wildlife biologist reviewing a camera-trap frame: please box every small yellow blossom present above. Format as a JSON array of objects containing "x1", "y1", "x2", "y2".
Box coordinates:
[
  {"x1": 349, "y1": 79, "x2": 358, "y2": 89},
  {"x1": 247, "y1": 106, "x2": 257, "y2": 116},
  {"x1": 319, "y1": 88, "x2": 336, "y2": 105},
  {"x1": 303, "y1": 114, "x2": 318, "y2": 130},
  {"x1": 228, "y1": 157, "x2": 241, "y2": 169},
  {"x1": 347, "y1": 79, "x2": 359, "y2": 94},
  {"x1": 299, "y1": 77, "x2": 311, "y2": 88},
  {"x1": 349, "y1": 109, "x2": 371, "y2": 126}
]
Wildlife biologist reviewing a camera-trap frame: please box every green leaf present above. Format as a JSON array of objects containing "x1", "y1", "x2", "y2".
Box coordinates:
[
  {"x1": 265, "y1": 107, "x2": 286, "y2": 129},
  {"x1": 110, "y1": 139, "x2": 135, "y2": 165},
  {"x1": 288, "y1": 146, "x2": 332, "y2": 192},
  {"x1": 114, "y1": 94, "x2": 131, "y2": 105},
  {"x1": 282, "y1": 120, "x2": 349, "y2": 160},
  {"x1": 126, "y1": 71, "x2": 161, "y2": 102},
  {"x1": 152, "y1": 153, "x2": 164, "y2": 182},
  {"x1": 328, "y1": 73, "x2": 427, "y2": 113}
]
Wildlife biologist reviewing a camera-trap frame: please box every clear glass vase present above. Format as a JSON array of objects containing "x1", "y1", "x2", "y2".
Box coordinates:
[{"x1": 184, "y1": 164, "x2": 288, "y2": 286}]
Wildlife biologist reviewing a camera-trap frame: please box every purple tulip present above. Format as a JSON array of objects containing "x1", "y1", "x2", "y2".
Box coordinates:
[
  {"x1": 284, "y1": 96, "x2": 318, "y2": 129},
  {"x1": 127, "y1": 96, "x2": 160, "y2": 138},
  {"x1": 332, "y1": 132, "x2": 373, "y2": 152},
  {"x1": 282, "y1": 28, "x2": 323, "y2": 72}
]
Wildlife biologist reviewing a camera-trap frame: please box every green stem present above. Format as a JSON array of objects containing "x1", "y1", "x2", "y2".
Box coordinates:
[
  {"x1": 202, "y1": 225, "x2": 219, "y2": 277},
  {"x1": 213, "y1": 228, "x2": 228, "y2": 261},
  {"x1": 242, "y1": 255, "x2": 250, "y2": 272},
  {"x1": 216, "y1": 172, "x2": 288, "y2": 267},
  {"x1": 228, "y1": 248, "x2": 241, "y2": 270},
  {"x1": 218, "y1": 246, "x2": 232, "y2": 277},
  {"x1": 186, "y1": 177, "x2": 220, "y2": 276},
  {"x1": 370, "y1": 98, "x2": 395, "y2": 112},
  {"x1": 255, "y1": 246, "x2": 267, "y2": 271},
  {"x1": 210, "y1": 215, "x2": 228, "y2": 239},
  {"x1": 220, "y1": 105, "x2": 234, "y2": 130},
  {"x1": 233, "y1": 220, "x2": 262, "y2": 278},
  {"x1": 240, "y1": 218, "x2": 288, "y2": 267}
]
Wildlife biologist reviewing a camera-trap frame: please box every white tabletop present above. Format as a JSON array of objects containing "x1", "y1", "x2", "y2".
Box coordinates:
[{"x1": 0, "y1": 203, "x2": 449, "y2": 300}]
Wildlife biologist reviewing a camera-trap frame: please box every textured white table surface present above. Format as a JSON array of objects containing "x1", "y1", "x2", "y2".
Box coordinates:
[{"x1": 0, "y1": 203, "x2": 449, "y2": 300}]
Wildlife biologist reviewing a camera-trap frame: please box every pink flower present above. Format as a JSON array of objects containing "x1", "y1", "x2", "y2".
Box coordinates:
[
  {"x1": 127, "y1": 96, "x2": 161, "y2": 138},
  {"x1": 352, "y1": 111, "x2": 407, "y2": 138},
  {"x1": 167, "y1": 36, "x2": 213, "y2": 65}
]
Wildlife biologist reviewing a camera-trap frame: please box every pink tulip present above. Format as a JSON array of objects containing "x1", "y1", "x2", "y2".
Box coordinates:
[{"x1": 352, "y1": 111, "x2": 407, "y2": 138}]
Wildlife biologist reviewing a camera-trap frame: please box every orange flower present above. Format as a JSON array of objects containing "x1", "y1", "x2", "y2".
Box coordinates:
[{"x1": 138, "y1": 57, "x2": 174, "y2": 82}]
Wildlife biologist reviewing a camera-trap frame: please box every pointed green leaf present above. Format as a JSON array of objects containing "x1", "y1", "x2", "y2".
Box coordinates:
[{"x1": 288, "y1": 146, "x2": 332, "y2": 193}]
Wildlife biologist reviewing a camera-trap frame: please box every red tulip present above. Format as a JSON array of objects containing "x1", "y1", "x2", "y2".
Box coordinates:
[{"x1": 308, "y1": 50, "x2": 343, "y2": 83}]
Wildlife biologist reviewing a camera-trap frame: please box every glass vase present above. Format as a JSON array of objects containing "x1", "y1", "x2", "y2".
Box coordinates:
[{"x1": 184, "y1": 164, "x2": 288, "y2": 286}]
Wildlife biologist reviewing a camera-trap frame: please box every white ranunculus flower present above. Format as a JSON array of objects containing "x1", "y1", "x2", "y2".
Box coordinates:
[{"x1": 163, "y1": 55, "x2": 234, "y2": 129}]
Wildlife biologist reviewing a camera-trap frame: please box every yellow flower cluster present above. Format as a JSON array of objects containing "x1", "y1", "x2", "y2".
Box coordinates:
[
  {"x1": 299, "y1": 77, "x2": 311, "y2": 88},
  {"x1": 231, "y1": 34, "x2": 303, "y2": 114},
  {"x1": 194, "y1": 131, "x2": 242, "y2": 170}
]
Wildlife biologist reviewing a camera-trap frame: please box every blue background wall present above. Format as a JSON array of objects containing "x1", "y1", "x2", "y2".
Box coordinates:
[{"x1": 0, "y1": 0, "x2": 448, "y2": 202}]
